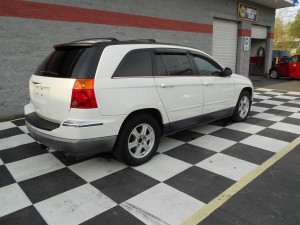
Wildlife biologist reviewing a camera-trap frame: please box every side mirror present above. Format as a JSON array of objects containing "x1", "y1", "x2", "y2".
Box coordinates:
[{"x1": 223, "y1": 67, "x2": 232, "y2": 76}]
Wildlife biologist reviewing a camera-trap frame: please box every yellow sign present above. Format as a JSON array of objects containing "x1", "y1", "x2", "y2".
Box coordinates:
[{"x1": 237, "y1": 3, "x2": 258, "y2": 22}]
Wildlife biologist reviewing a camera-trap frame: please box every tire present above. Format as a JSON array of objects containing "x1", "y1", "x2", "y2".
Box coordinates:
[
  {"x1": 113, "y1": 114, "x2": 161, "y2": 166},
  {"x1": 269, "y1": 70, "x2": 279, "y2": 79},
  {"x1": 231, "y1": 90, "x2": 251, "y2": 122}
]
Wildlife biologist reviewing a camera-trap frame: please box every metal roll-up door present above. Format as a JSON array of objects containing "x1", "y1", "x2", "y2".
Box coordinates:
[
  {"x1": 252, "y1": 25, "x2": 267, "y2": 39},
  {"x1": 212, "y1": 19, "x2": 238, "y2": 73}
]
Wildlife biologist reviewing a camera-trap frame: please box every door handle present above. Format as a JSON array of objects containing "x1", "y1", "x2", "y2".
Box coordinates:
[
  {"x1": 204, "y1": 82, "x2": 212, "y2": 86},
  {"x1": 160, "y1": 83, "x2": 174, "y2": 88}
]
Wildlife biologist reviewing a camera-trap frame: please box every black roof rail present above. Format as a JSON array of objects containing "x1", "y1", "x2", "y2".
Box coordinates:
[
  {"x1": 128, "y1": 39, "x2": 157, "y2": 42},
  {"x1": 73, "y1": 38, "x2": 119, "y2": 42}
]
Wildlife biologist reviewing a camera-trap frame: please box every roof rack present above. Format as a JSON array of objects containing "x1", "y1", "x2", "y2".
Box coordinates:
[{"x1": 129, "y1": 39, "x2": 157, "y2": 42}]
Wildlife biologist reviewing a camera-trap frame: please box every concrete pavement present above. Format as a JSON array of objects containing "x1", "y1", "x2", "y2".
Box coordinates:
[
  {"x1": 199, "y1": 143, "x2": 300, "y2": 225},
  {"x1": 251, "y1": 76, "x2": 300, "y2": 92}
]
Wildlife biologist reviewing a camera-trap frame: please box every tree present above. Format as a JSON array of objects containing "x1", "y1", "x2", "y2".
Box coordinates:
[
  {"x1": 290, "y1": 11, "x2": 300, "y2": 38},
  {"x1": 274, "y1": 17, "x2": 294, "y2": 50},
  {"x1": 274, "y1": 17, "x2": 286, "y2": 49}
]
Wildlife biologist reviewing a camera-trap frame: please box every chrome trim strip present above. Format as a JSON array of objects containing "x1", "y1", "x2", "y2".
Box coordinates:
[{"x1": 62, "y1": 120, "x2": 103, "y2": 128}]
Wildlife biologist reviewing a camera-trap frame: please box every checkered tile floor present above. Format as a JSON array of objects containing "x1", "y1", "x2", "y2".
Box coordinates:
[{"x1": 1, "y1": 88, "x2": 300, "y2": 225}]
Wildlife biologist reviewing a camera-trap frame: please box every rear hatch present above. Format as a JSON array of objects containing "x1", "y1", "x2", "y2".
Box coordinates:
[{"x1": 30, "y1": 42, "x2": 102, "y2": 123}]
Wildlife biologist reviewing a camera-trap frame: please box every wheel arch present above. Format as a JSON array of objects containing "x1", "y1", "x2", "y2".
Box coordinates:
[
  {"x1": 241, "y1": 87, "x2": 253, "y2": 101},
  {"x1": 119, "y1": 108, "x2": 165, "y2": 135}
]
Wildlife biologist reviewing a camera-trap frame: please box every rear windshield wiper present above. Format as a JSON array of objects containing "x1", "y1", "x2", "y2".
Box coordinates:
[{"x1": 39, "y1": 71, "x2": 61, "y2": 77}]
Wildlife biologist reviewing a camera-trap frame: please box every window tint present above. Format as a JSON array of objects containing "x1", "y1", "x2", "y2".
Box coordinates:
[
  {"x1": 155, "y1": 54, "x2": 168, "y2": 76},
  {"x1": 35, "y1": 46, "x2": 101, "y2": 78},
  {"x1": 291, "y1": 56, "x2": 300, "y2": 62},
  {"x1": 193, "y1": 56, "x2": 222, "y2": 76},
  {"x1": 114, "y1": 50, "x2": 152, "y2": 77},
  {"x1": 161, "y1": 54, "x2": 193, "y2": 76}
]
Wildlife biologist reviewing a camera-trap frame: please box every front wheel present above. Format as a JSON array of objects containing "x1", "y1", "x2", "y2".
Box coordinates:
[
  {"x1": 113, "y1": 114, "x2": 161, "y2": 166},
  {"x1": 231, "y1": 91, "x2": 251, "y2": 122},
  {"x1": 269, "y1": 70, "x2": 279, "y2": 79}
]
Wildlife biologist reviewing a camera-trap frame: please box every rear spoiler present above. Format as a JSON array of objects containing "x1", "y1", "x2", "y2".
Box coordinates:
[
  {"x1": 54, "y1": 37, "x2": 118, "y2": 50},
  {"x1": 53, "y1": 43, "x2": 94, "y2": 50}
]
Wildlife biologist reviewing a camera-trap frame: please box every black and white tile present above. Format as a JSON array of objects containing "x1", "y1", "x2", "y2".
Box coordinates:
[{"x1": 1, "y1": 88, "x2": 300, "y2": 225}]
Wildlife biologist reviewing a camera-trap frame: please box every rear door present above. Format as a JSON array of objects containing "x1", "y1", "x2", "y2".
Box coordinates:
[
  {"x1": 191, "y1": 54, "x2": 235, "y2": 115},
  {"x1": 153, "y1": 49, "x2": 204, "y2": 129},
  {"x1": 30, "y1": 44, "x2": 101, "y2": 123}
]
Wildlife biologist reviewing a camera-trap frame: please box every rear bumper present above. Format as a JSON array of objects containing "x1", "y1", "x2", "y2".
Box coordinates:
[{"x1": 26, "y1": 121, "x2": 117, "y2": 155}]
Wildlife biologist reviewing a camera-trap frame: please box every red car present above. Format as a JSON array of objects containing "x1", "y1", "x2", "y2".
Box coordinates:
[{"x1": 269, "y1": 55, "x2": 300, "y2": 79}]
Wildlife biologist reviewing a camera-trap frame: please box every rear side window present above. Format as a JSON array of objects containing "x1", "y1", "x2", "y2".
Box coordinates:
[
  {"x1": 161, "y1": 54, "x2": 193, "y2": 76},
  {"x1": 114, "y1": 50, "x2": 152, "y2": 77},
  {"x1": 162, "y1": 54, "x2": 193, "y2": 76},
  {"x1": 291, "y1": 56, "x2": 300, "y2": 62},
  {"x1": 35, "y1": 46, "x2": 101, "y2": 78},
  {"x1": 155, "y1": 54, "x2": 168, "y2": 76}
]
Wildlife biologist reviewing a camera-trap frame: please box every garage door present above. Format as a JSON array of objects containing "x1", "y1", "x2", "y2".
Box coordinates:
[
  {"x1": 252, "y1": 25, "x2": 267, "y2": 39},
  {"x1": 212, "y1": 19, "x2": 238, "y2": 73}
]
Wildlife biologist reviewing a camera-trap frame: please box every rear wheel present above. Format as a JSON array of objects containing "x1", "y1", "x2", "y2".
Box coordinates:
[
  {"x1": 113, "y1": 114, "x2": 161, "y2": 166},
  {"x1": 232, "y1": 91, "x2": 251, "y2": 122},
  {"x1": 270, "y1": 70, "x2": 279, "y2": 79}
]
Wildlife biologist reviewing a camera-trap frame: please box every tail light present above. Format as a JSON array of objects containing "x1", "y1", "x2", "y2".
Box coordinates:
[{"x1": 71, "y1": 79, "x2": 98, "y2": 108}]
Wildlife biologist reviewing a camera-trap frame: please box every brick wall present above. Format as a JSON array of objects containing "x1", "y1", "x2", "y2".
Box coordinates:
[{"x1": 0, "y1": 0, "x2": 275, "y2": 119}]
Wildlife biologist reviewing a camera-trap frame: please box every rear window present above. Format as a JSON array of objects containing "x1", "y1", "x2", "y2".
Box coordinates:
[{"x1": 35, "y1": 46, "x2": 101, "y2": 78}]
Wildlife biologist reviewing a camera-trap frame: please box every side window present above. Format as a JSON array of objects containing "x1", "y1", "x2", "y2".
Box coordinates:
[
  {"x1": 155, "y1": 54, "x2": 168, "y2": 76},
  {"x1": 193, "y1": 56, "x2": 222, "y2": 76},
  {"x1": 114, "y1": 50, "x2": 152, "y2": 77},
  {"x1": 291, "y1": 56, "x2": 300, "y2": 63},
  {"x1": 161, "y1": 54, "x2": 193, "y2": 76}
]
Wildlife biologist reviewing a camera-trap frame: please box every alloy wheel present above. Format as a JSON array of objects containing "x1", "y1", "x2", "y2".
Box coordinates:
[
  {"x1": 238, "y1": 96, "x2": 250, "y2": 119},
  {"x1": 270, "y1": 70, "x2": 278, "y2": 79},
  {"x1": 127, "y1": 123, "x2": 155, "y2": 159}
]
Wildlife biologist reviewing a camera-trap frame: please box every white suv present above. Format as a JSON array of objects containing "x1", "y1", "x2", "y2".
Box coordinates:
[{"x1": 25, "y1": 38, "x2": 253, "y2": 165}]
